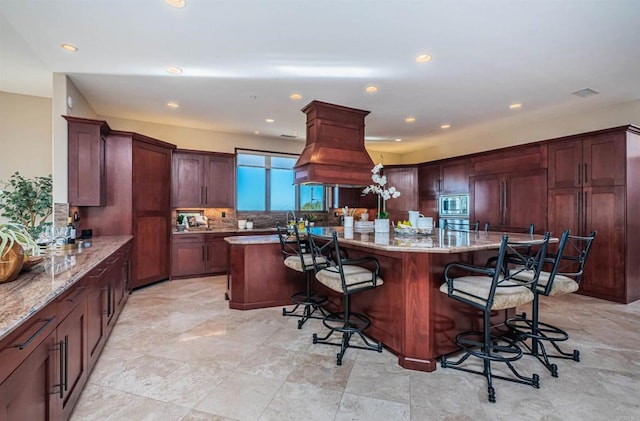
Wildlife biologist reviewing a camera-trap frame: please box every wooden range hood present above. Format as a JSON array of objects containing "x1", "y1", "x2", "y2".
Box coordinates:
[{"x1": 293, "y1": 100, "x2": 374, "y2": 187}]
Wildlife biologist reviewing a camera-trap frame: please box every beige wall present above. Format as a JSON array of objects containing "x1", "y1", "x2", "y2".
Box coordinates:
[
  {"x1": 402, "y1": 99, "x2": 640, "y2": 164},
  {"x1": 0, "y1": 91, "x2": 52, "y2": 223},
  {"x1": 0, "y1": 91, "x2": 52, "y2": 181}
]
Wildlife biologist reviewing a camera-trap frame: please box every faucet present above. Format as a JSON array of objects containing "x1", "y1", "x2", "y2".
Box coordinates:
[{"x1": 285, "y1": 210, "x2": 297, "y2": 226}]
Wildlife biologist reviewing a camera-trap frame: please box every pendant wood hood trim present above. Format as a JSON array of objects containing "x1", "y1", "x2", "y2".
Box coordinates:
[{"x1": 293, "y1": 100, "x2": 375, "y2": 187}]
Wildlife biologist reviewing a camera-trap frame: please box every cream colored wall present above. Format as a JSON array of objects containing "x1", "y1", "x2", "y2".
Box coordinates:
[
  {"x1": 401, "y1": 99, "x2": 640, "y2": 164},
  {"x1": 67, "y1": 79, "x2": 98, "y2": 119},
  {"x1": 0, "y1": 91, "x2": 52, "y2": 181},
  {"x1": 0, "y1": 91, "x2": 52, "y2": 223}
]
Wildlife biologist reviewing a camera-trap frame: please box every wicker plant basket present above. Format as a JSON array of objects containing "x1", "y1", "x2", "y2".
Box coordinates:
[{"x1": 0, "y1": 242, "x2": 25, "y2": 283}]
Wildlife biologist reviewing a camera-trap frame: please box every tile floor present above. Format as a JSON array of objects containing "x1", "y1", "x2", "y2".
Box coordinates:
[{"x1": 70, "y1": 276, "x2": 640, "y2": 421}]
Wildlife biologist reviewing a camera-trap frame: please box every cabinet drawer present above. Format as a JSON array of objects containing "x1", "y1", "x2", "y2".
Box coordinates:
[
  {"x1": 56, "y1": 282, "x2": 89, "y2": 321},
  {"x1": 0, "y1": 305, "x2": 57, "y2": 382},
  {"x1": 172, "y1": 234, "x2": 205, "y2": 243}
]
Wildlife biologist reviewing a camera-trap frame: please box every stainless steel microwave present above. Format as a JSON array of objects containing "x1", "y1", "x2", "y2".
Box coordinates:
[{"x1": 439, "y1": 194, "x2": 469, "y2": 217}]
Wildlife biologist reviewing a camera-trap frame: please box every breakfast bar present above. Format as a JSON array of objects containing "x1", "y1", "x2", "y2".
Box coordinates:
[{"x1": 226, "y1": 227, "x2": 549, "y2": 372}]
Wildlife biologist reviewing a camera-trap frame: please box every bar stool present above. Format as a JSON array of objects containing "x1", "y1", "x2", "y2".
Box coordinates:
[
  {"x1": 439, "y1": 233, "x2": 550, "y2": 403},
  {"x1": 276, "y1": 223, "x2": 327, "y2": 328},
  {"x1": 307, "y1": 231, "x2": 383, "y2": 366},
  {"x1": 506, "y1": 230, "x2": 597, "y2": 377}
]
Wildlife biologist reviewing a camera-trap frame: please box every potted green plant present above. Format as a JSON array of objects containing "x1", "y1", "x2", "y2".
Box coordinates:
[
  {"x1": 305, "y1": 213, "x2": 322, "y2": 226},
  {"x1": 0, "y1": 172, "x2": 52, "y2": 238},
  {"x1": 176, "y1": 214, "x2": 186, "y2": 231},
  {"x1": 0, "y1": 223, "x2": 41, "y2": 283}
]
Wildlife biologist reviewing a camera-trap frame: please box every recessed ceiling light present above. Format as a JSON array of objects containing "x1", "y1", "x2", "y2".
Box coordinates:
[
  {"x1": 405, "y1": 117, "x2": 416, "y2": 123},
  {"x1": 365, "y1": 85, "x2": 378, "y2": 93},
  {"x1": 265, "y1": 118, "x2": 275, "y2": 123},
  {"x1": 509, "y1": 103, "x2": 522, "y2": 109},
  {"x1": 61, "y1": 43, "x2": 78, "y2": 52},
  {"x1": 254, "y1": 130, "x2": 260, "y2": 135},
  {"x1": 440, "y1": 124, "x2": 451, "y2": 129},
  {"x1": 416, "y1": 53, "x2": 432, "y2": 63},
  {"x1": 167, "y1": 102, "x2": 179, "y2": 108},
  {"x1": 166, "y1": 66, "x2": 183, "y2": 74},
  {"x1": 395, "y1": 138, "x2": 402, "y2": 142},
  {"x1": 165, "y1": 0, "x2": 186, "y2": 8},
  {"x1": 249, "y1": 95, "x2": 257, "y2": 100},
  {"x1": 290, "y1": 93, "x2": 302, "y2": 100}
]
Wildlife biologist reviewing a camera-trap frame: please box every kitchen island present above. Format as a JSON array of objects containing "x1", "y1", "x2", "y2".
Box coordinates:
[{"x1": 226, "y1": 227, "x2": 549, "y2": 372}]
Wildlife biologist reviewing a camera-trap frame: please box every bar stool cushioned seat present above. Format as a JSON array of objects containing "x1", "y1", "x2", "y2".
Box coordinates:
[
  {"x1": 506, "y1": 230, "x2": 596, "y2": 377},
  {"x1": 439, "y1": 233, "x2": 550, "y2": 403},
  {"x1": 308, "y1": 231, "x2": 383, "y2": 366},
  {"x1": 277, "y1": 223, "x2": 328, "y2": 328}
]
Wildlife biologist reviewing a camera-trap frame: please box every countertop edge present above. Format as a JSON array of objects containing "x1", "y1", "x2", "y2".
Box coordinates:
[{"x1": 0, "y1": 235, "x2": 133, "y2": 343}]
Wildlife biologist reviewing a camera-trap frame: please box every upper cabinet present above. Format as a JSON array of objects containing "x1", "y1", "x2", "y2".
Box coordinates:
[
  {"x1": 418, "y1": 158, "x2": 470, "y2": 198},
  {"x1": 548, "y1": 133, "x2": 626, "y2": 189},
  {"x1": 65, "y1": 116, "x2": 109, "y2": 206},
  {"x1": 172, "y1": 150, "x2": 235, "y2": 208},
  {"x1": 384, "y1": 166, "x2": 418, "y2": 222}
]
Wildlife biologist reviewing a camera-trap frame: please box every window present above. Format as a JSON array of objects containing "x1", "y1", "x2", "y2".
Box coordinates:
[{"x1": 236, "y1": 150, "x2": 325, "y2": 211}]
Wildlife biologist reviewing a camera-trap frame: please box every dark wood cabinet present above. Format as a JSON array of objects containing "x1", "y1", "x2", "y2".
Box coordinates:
[
  {"x1": 547, "y1": 126, "x2": 640, "y2": 303},
  {"x1": 470, "y1": 169, "x2": 547, "y2": 232},
  {"x1": 172, "y1": 150, "x2": 235, "y2": 208},
  {"x1": 65, "y1": 116, "x2": 108, "y2": 206},
  {"x1": 205, "y1": 235, "x2": 229, "y2": 273},
  {"x1": 0, "y1": 243, "x2": 131, "y2": 421},
  {"x1": 55, "y1": 294, "x2": 88, "y2": 421},
  {"x1": 0, "y1": 331, "x2": 57, "y2": 421},
  {"x1": 171, "y1": 234, "x2": 206, "y2": 277},
  {"x1": 86, "y1": 265, "x2": 108, "y2": 369},
  {"x1": 548, "y1": 132, "x2": 626, "y2": 189},
  {"x1": 418, "y1": 159, "x2": 469, "y2": 197},
  {"x1": 384, "y1": 166, "x2": 418, "y2": 222},
  {"x1": 71, "y1": 117, "x2": 175, "y2": 290}
]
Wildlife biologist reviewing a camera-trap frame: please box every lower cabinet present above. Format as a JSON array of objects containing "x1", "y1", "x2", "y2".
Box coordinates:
[
  {"x1": 0, "y1": 242, "x2": 131, "y2": 421},
  {"x1": 171, "y1": 230, "x2": 274, "y2": 279}
]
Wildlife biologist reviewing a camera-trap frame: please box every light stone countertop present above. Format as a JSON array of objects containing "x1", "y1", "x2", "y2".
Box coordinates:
[
  {"x1": 173, "y1": 227, "x2": 276, "y2": 235},
  {"x1": 0, "y1": 235, "x2": 133, "y2": 342},
  {"x1": 224, "y1": 226, "x2": 552, "y2": 253}
]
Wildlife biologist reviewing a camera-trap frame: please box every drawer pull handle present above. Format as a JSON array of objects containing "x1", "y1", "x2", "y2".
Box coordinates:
[
  {"x1": 89, "y1": 267, "x2": 108, "y2": 278},
  {"x1": 65, "y1": 286, "x2": 87, "y2": 303},
  {"x1": 11, "y1": 317, "x2": 56, "y2": 350}
]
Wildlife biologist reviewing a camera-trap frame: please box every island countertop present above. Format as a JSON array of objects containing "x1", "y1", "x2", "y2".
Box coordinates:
[
  {"x1": 224, "y1": 226, "x2": 549, "y2": 253},
  {"x1": 0, "y1": 235, "x2": 133, "y2": 342}
]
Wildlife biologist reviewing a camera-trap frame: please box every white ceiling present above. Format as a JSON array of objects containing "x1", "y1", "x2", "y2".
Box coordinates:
[{"x1": 2, "y1": 0, "x2": 640, "y2": 153}]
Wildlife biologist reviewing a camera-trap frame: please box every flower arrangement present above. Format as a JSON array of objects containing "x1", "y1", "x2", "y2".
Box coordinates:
[{"x1": 362, "y1": 162, "x2": 401, "y2": 219}]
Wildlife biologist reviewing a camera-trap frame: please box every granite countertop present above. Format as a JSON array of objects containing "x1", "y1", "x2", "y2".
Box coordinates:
[
  {"x1": 0, "y1": 235, "x2": 133, "y2": 342},
  {"x1": 173, "y1": 227, "x2": 277, "y2": 235},
  {"x1": 224, "y1": 226, "x2": 552, "y2": 253}
]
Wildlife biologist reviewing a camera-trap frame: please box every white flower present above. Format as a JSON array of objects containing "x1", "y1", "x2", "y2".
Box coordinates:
[{"x1": 372, "y1": 163, "x2": 383, "y2": 174}]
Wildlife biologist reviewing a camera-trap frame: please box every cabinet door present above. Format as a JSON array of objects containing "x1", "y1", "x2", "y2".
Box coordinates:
[
  {"x1": 171, "y1": 238, "x2": 206, "y2": 277},
  {"x1": 470, "y1": 174, "x2": 502, "y2": 226},
  {"x1": 86, "y1": 270, "x2": 107, "y2": 369},
  {"x1": 204, "y1": 155, "x2": 235, "y2": 207},
  {"x1": 547, "y1": 139, "x2": 582, "y2": 189},
  {"x1": 384, "y1": 167, "x2": 418, "y2": 222},
  {"x1": 56, "y1": 300, "x2": 88, "y2": 421},
  {"x1": 547, "y1": 188, "x2": 581, "y2": 239},
  {"x1": 418, "y1": 163, "x2": 440, "y2": 198},
  {"x1": 205, "y1": 238, "x2": 229, "y2": 274},
  {"x1": 583, "y1": 133, "x2": 626, "y2": 187},
  {"x1": 67, "y1": 120, "x2": 106, "y2": 206},
  {"x1": 440, "y1": 159, "x2": 469, "y2": 194},
  {"x1": 504, "y1": 169, "x2": 547, "y2": 232},
  {"x1": 0, "y1": 332, "x2": 57, "y2": 421},
  {"x1": 172, "y1": 152, "x2": 204, "y2": 207},
  {"x1": 580, "y1": 186, "x2": 626, "y2": 300}
]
